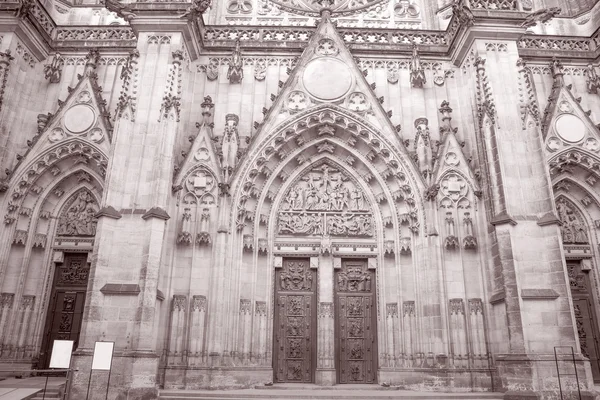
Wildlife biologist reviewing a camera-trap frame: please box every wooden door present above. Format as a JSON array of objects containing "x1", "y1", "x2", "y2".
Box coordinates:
[
  {"x1": 274, "y1": 258, "x2": 317, "y2": 382},
  {"x1": 39, "y1": 253, "x2": 89, "y2": 368},
  {"x1": 335, "y1": 259, "x2": 377, "y2": 384},
  {"x1": 568, "y1": 262, "x2": 600, "y2": 381}
]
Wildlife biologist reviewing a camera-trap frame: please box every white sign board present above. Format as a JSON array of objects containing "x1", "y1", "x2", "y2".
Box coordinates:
[
  {"x1": 49, "y1": 340, "x2": 74, "y2": 369},
  {"x1": 91, "y1": 342, "x2": 115, "y2": 371}
]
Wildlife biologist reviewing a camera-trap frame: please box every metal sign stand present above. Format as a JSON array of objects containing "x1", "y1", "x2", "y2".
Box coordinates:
[{"x1": 554, "y1": 346, "x2": 582, "y2": 400}]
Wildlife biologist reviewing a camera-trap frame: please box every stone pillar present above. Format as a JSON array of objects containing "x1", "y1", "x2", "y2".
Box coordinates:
[
  {"x1": 472, "y1": 41, "x2": 594, "y2": 398},
  {"x1": 316, "y1": 253, "x2": 335, "y2": 385}
]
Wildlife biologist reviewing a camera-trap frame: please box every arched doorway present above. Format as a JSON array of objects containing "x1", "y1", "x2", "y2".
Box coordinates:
[
  {"x1": 38, "y1": 188, "x2": 98, "y2": 368},
  {"x1": 271, "y1": 160, "x2": 379, "y2": 383},
  {"x1": 556, "y1": 196, "x2": 600, "y2": 381}
]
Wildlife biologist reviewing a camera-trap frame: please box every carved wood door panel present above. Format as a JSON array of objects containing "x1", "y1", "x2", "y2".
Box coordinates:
[
  {"x1": 335, "y1": 260, "x2": 377, "y2": 384},
  {"x1": 39, "y1": 253, "x2": 89, "y2": 368},
  {"x1": 274, "y1": 258, "x2": 317, "y2": 383},
  {"x1": 568, "y1": 262, "x2": 600, "y2": 381}
]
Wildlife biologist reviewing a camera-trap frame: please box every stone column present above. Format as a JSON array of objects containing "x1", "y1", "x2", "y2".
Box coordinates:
[{"x1": 316, "y1": 252, "x2": 335, "y2": 385}]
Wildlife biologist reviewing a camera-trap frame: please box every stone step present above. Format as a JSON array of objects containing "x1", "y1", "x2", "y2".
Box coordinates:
[{"x1": 159, "y1": 387, "x2": 504, "y2": 400}]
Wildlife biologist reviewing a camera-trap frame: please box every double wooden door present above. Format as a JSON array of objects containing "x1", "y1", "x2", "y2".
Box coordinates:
[
  {"x1": 273, "y1": 258, "x2": 377, "y2": 383},
  {"x1": 568, "y1": 262, "x2": 600, "y2": 381},
  {"x1": 39, "y1": 253, "x2": 89, "y2": 368},
  {"x1": 335, "y1": 260, "x2": 377, "y2": 383}
]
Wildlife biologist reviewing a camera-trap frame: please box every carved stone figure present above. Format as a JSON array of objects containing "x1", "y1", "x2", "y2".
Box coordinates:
[
  {"x1": 43, "y1": 53, "x2": 64, "y2": 84},
  {"x1": 556, "y1": 199, "x2": 588, "y2": 244},
  {"x1": 103, "y1": 0, "x2": 137, "y2": 21},
  {"x1": 180, "y1": 0, "x2": 212, "y2": 20},
  {"x1": 221, "y1": 114, "x2": 240, "y2": 180},
  {"x1": 56, "y1": 191, "x2": 98, "y2": 236},
  {"x1": 277, "y1": 163, "x2": 373, "y2": 236},
  {"x1": 227, "y1": 40, "x2": 244, "y2": 84},
  {"x1": 409, "y1": 44, "x2": 426, "y2": 88},
  {"x1": 585, "y1": 64, "x2": 600, "y2": 94},
  {"x1": 414, "y1": 118, "x2": 433, "y2": 179},
  {"x1": 521, "y1": 7, "x2": 561, "y2": 28}
]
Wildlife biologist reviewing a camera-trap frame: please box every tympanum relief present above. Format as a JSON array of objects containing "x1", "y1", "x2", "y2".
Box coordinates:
[
  {"x1": 278, "y1": 163, "x2": 373, "y2": 237},
  {"x1": 56, "y1": 190, "x2": 98, "y2": 236}
]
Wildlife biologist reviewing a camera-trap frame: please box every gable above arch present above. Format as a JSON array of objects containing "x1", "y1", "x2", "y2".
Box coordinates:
[{"x1": 248, "y1": 12, "x2": 406, "y2": 160}]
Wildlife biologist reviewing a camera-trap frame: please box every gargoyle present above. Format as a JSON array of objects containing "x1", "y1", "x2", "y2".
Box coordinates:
[
  {"x1": 521, "y1": 7, "x2": 561, "y2": 28},
  {"x1": 103, "y1": 0, "x2": 137, "y2": 21}
]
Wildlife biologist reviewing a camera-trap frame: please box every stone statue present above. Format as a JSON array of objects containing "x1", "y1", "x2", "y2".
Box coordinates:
[
  {"x1": 221, "y1": 114, "x2": 239, "y2": 180},
  {"x1": 585, "y1": 64, "x2": 600, "y2": 94},
  {"x1": 227, "y1": 40, "x2": 244, "y2": 84},
  {"x1": 410, "y1": 44, "x2": 426, "y2": 88}
]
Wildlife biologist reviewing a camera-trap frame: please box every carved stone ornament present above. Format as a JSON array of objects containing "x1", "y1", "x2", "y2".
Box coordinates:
[
  {"x1": 585, "y1": 64, "x2": 600, "y2": 95},
  {"x1": 556, "y1": 198, "x2": 589, "y2": 244},
  {"x1": 57, "y1": 190, "x2": 98, "y2": 237},
  {"x1": 254, "y1": 59, "x2": 267, "y2": 81},
  {"x1": 182, "y1": 167, "x2": 216, "y2": 206},
  {"x1": 268, "y1": 0, "x2": 388, "y2": 17},
  {"x1": 410, "y1": 44, "x2": 426, "y2": 88},
  {"x1": 278, "y1": 162, "x2": 373, "y2": 237},
  {"x1": 44, "y1": 53, "x2": 64, "y2": 84},
  {"x1": 227, "y1": 40, "x2": 244, "y2": 84},
  {"x1": 440, "y1": 173, "x2": 468, "y2": 202},
  {"x1": 387, "y1": 67, "x2": 399, "y2": 84},
  {"x1": 316, "y1": 39, "x2": 338, "y2": 56}
]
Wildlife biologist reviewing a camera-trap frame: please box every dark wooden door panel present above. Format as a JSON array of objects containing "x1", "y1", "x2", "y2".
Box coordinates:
[
  {"x1": 274, "y1": 259, "x2": 316, "y2": 383},
  {"x1": 40, "y1": 253, "x2": 89, "y2": 368},
  {"x1": 335, "y1": 260, "x2": 377, "y2": 384},
  {"x1": 568, "y1": 262, "x2": 600, "y2": 382}
]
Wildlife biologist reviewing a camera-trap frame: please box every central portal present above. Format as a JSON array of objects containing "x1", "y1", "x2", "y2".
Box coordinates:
[{"x1": 335, "y1": 259, "x2": 377, "y2": 383}]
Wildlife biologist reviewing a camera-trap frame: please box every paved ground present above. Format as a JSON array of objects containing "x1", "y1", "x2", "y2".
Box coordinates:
[{"x1": 0, "y1": 377, "x2": 64, "y2": 400}]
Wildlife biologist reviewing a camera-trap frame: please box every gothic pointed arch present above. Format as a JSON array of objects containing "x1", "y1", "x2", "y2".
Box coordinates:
[{"x1": 243, "y1": 12, "x2": 411, "y2": 175}]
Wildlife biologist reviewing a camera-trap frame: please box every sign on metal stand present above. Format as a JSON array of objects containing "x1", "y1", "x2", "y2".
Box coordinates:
[
  {"x1": 554, "y1": 346, "x2": 582, "y2": 400},
  {"x1": 86, "y1": 342, "x2": 115, "y2": 400},
  {"x1": 48, "y1": 340, "x2": 74, "y2": 400}
]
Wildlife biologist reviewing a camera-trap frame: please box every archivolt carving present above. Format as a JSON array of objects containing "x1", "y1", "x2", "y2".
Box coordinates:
[
  {"x1": 233, "y1": 105, "x2": 422, "y2": 235},
  {"x1": 549, "y1": 149, "x2": 600, "y2": 177}
]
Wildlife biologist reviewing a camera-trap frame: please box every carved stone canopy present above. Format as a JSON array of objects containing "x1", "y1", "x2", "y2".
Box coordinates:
[
  {"x1": 56, "y1": 189, "x2": 99, "y2": 237},
  {"x1": 277, "y1": 161, "x2": 373, "y2": 237}
]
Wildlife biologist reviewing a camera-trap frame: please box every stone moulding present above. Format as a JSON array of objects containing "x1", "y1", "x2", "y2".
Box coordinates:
[
  {"x1": 100, "y1": 283, "x2": 141, "y2": 295},
  {"x1": 520, "y1": 288, "x2": 559, "y2": 300},
  {"x1": 6, "y1": 2, "x2": 599, "y2": 59}
]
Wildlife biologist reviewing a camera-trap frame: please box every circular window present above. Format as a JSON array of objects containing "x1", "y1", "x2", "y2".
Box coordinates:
[
  {"x1": 555, "y1": 114, "x2": 586, "y2": 143},
  {"x1": 302, "y1": 58, "x2": 352, "y2": 102},
  {"x1": 64, "y1": 104, "x2": 96, "y2": 134}
]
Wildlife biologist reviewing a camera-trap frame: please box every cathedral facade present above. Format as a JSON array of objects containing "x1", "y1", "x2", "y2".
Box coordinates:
[{"x1": 0, "y1": 0, "x2": 599, "y2": 398}]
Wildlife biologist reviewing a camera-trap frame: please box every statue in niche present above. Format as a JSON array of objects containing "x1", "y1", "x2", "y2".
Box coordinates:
[
  {"x1": 227, "y1": 39, "x2": 244, "y2": 84},
  {"x1": 221, "y1": 114, "x2": 239, "y2": 180},
  {"x1": 57, "y1": 191, "x2": 98, "y2": 236},
  {"x1": 556, "y1": 200, "x2": 588, "y2": 244}
]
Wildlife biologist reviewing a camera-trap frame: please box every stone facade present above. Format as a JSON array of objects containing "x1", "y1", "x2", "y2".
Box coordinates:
[{"x1": 0, "y1": 0, "x2": 599, "y2": 399}]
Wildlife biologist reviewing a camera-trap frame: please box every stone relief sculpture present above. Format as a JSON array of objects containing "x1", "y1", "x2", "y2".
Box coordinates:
[
  {"x1": 556, "y1": 199, "x2": 589, "y2": 244},
  {"x1": 56, "y1": 190, "x2": 98, "y2": 236},
  {"x1": 278, "y1": 163, "x2": 373, "y2": 237}
]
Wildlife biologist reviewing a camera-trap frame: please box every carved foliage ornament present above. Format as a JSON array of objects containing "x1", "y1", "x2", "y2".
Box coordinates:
[{"x1": 278, "y1": 163, "x2": 373, "y2": 237}]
